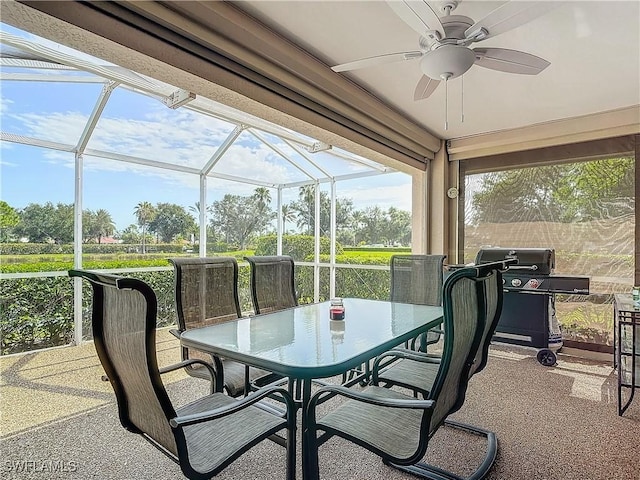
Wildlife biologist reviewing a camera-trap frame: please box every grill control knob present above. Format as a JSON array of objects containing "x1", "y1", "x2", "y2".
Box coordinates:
[{"x1": 511, "y1": 278, "x2": 522, "y2": 287}]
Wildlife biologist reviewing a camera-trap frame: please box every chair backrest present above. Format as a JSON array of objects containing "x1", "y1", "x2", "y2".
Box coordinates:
[
  {"x1": 244, "y1": 255, "x2": 297, "y2": 314},
  {"x1": 427, "y1": 266, "x2": 487, "y2": 433},
  {"x1": 169, "y1": 257, "x2": 242, "y2": 331},
  {"x1": 469, "y1": 262, "x2": 503, "y2": 377},
  {"x1": 68, "y1": 269, "x2": 178, "y2": 456},
  {"x1": 468, "y1": 261, "x2": 508, "y2": 377},
  {"x1": 390, "y1": 255, "x2": 446, "y2": 306}
]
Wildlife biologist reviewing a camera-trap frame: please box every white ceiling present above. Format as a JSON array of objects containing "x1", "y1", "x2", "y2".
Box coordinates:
[{"x1": 234, "y1": 0, "x2": 640, "y2": 141}]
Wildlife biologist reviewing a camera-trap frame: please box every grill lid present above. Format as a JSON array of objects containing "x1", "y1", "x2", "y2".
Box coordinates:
[{"x1": 475, "y1": 248, "x2": 555, "y2": 275}]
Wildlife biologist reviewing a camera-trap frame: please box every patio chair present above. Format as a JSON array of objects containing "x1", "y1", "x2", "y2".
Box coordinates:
[
  {"x1": 390, "y1": 254, "x2": 447, "y2": 351},
  {"x1": 363, "y1": 260, "x2": 513, "y2": 479},
  {"x1": 303, "y1": 265, "x2": 490, "y2": 480},
  {"x1": 372, "y1": 259, "x2": 511, "y2": 396},
  {"x1": 68, "y1": 269, "x2": 296, "y2": 480},
  {"x1": 169, "y1": 257, "x2": 272, "y2": 397},
  {"x1": 244, "y1": 255, "x2": 297, "y2": 315}
]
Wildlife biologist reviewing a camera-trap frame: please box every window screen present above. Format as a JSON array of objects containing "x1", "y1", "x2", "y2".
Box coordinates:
[{"x1": 462, "y1": 155, "x2": 635, "y2": 348}]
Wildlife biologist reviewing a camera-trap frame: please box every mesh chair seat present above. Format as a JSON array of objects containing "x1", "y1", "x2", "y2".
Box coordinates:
[
  {"x1": 374, "y1": 355, "x2": 440, "y2": 395},
  {"x1": 176, "y1": 393, "x2": 286, "y2": 473},
  {"x1": 315, "y1": 385, "x2": 424, "y2": 460}
]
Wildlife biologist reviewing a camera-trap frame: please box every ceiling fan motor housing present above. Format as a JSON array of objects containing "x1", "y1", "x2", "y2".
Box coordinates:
[
  {"x1": 419, "y1": 44, "x2": 475, "y2": 80},
  {"x1": 419, "y1": 15, "x2": 476, "y2": 80}
]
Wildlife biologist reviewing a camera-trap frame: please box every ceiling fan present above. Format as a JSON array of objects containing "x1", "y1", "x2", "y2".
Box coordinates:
[{"x1": 332, "y1": 0, "x2": 559, "y2": 101}]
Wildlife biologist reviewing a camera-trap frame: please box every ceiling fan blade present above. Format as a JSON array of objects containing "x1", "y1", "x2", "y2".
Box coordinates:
[
  {"x1": 413, "y1": 74, "x2": 440, "y2": 100},
  {"x1": 473, "y1": 48, "x2": 550, "y2": 75},
  {"x1": 331, "y1": 51, "x2": 422, "y2": 72},
  {"x1": 386, "y1": 0, "x2": 445, "y2": 40},
  {"x1": 465, "y1": 1, "x2": 562, "y2": 41}
]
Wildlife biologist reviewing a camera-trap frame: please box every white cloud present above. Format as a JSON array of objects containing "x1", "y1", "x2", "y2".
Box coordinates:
[
  {"x1": 0, "y1": 97, "x2": 13, "y2": 115},
  {"x1": 340, "y1": 179, "x2": 412, "y2": 211},
  {"x1": 13, "y1": 111, "x2": 88, "y2": 146},
  {"x1": 216, "y1": 143, "x2": 295, "y2": 185}
]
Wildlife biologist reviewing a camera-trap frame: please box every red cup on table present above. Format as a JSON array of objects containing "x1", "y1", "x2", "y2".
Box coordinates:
[{"x1": 329, "y1": 298, "x2": 345, "y2": 320}]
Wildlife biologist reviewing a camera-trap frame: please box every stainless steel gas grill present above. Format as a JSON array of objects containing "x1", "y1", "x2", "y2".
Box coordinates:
[{"x1": 475, "y1": 247, "x2": 590, "y2": 365}]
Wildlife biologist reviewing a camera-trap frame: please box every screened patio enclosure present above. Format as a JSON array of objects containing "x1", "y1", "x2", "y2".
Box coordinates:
[{"x1": 1, "y1": 28, "x2": 414, "y2": 350}]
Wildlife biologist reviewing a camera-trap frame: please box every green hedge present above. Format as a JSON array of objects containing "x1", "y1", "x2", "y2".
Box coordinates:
[
  {"x1": 343, "y1": 247, "x2": 411, "y2": 253},
  {"x1": 0, "y1": 253, "x2": 394, "y2": 355},
  {"x1": 1, "y1": 258, "x2": 173, "y2": 274},
  {"x1": 254, "y1": 235, "x2": 343, "y2": 261},
  {"x1": 0, "y1": 270, "x2": 177, "y2": 355},
  {"x1": 0, "y1": 243, "x2": 186, "y2": 255},
  {"x1": 294, "y1": 254, "x2": 391, "y2": 304}
]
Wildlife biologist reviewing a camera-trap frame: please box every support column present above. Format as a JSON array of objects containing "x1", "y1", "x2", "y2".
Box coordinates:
[
  {"x1": 314, "y1": 182, "x2": 320, "y2": 302},
  {"x1": 199, "y1": 175, "x2": 207, "y2": 256},
  {"x1": 277, "y1": 187, "x2": 283, "y2": 255},
  {"x1": 635, "y1": 134, "x2": 639, "y2": 286},
  {"x1": 73, "y1": 153, "x2": 83, "y2": 345},
  {"x1": 425, "y1": 140, "x2": 458, "y2": 260}
]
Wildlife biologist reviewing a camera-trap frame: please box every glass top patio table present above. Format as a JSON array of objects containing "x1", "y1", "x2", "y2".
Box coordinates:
[{"x1": 179, "y1": 297, "x2": 443, "y2": 381}]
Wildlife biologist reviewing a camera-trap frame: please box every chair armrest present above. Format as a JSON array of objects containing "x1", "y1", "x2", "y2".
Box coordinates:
[
  {"x1": 159, "y1": 359, "x2": 218, "y2": 392},
  {"x1": 373, "y1": 348, "x2": 440, "y2": 371},
  {"x1": 159, "y1": 358, "x2": 215, "y2": 376},
  {"x1": 386, "y1": 348, "x2": 441, "y2": 362},
  {"x1": 169, "y1": 385, "x2": 295, "y2": 428},
  {"x1": 307, "y1": 384, "x2": 435, "y2": 413},
  {"x1": 371, "y1": 348, "x2": 441, "y2": 383}
]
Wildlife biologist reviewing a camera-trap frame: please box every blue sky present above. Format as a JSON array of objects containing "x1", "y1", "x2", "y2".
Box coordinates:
[{"x1": 0, "y1": 23, "x2": 412, "y2": 232}]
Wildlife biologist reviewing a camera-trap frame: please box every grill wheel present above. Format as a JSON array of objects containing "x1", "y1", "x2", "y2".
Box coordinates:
[{"x1": 536, "y1": 348, "x2": 557, "y2": 367}]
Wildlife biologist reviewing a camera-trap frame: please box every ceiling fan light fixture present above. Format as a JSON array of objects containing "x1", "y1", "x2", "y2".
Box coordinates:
[{"x1": 419, "y1": 44, "x2": 476, "y2": 80}]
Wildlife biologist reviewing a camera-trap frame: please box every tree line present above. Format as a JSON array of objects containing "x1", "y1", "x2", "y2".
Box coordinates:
[
  {"x1": 470, "y1": 157, "x2": 634, "y2": 224},
  {"x1": 0, "y1": 186, "x2": 412, "y2": 248},
  {"x1": 2, "y1": 157, "x2": 633, "y2": 247}
]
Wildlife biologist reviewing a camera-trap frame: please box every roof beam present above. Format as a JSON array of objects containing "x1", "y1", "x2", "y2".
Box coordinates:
[
  {"x1": 247, "y1": 128, "x2": 316, "y2": 181},
  {"x1": 0, "y1": 73, "x2": 105, "y2": 83},
  {"x1": 76, "y1": 80, "x2": 118, "y2": 153},
  {"x1": 200, "y1": 124, "x2": 245, "y2": 175}
]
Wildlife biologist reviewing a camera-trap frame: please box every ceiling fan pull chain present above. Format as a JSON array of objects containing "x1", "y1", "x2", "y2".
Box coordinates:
[
  {"x1": 444, "y1": 76, "x2": 448, "y2": 131},
  {"x1": 461, "y1": 74, "x2": 464, "y2": 124},
  {"x1": 441, "y1": 72, "x2": 452, "y2": 131}
]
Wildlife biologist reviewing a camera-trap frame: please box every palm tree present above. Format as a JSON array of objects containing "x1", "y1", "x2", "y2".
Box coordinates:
[
  {"x1": 295, "y1": 185, "x2": 315, "y2": 235},
  {"x1": 188, "y1": 201, "x2": 213, "y2": 216},
  {"x1": 281, "y1": 204, "x2": 296, "y2": 234},
  {"x1": 253, "y1": 187, "x2": 272, "y2": 234},
  {"x1": 189, "y1": 201, "x2": 213, "y2": 242},
  {"x1": 253, "y1": 188, "x2": 272, "y2": 209},
  {"x1": 93, "y1": 209, "x2": 115, "y2": 244},
  {"x1": 134, "y1": 201, "x2": 155, "y2": 254}
]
